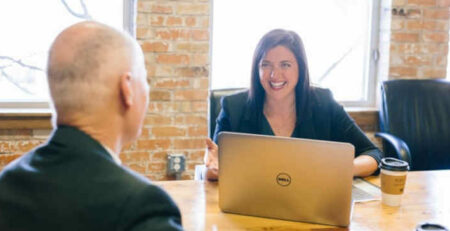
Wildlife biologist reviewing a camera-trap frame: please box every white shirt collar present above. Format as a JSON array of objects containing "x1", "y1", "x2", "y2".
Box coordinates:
[{"x1": 101, "y1": 144, "x2": 122, "y2": 165}]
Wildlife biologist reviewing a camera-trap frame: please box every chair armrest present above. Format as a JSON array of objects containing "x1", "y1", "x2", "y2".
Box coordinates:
[{"x1": 375, "y1": 132, "x2": 412, "y2": 167}]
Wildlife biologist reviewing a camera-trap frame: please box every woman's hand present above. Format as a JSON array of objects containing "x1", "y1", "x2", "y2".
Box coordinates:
[{"x1": 204, "y1": 138, "x2": 219, "y2": 180}]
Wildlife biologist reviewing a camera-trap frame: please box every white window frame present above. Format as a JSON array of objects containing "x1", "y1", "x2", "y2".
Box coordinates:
[
  {"x1": 340, "y1": 0, "x2": 381, "y2": 108},
  {"x1": 0, "y1": 0, "x2": 137, "y2": 111}
]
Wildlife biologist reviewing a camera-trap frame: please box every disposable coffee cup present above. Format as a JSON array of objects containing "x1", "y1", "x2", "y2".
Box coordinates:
[{"x1": 379, "y1": 157, "x2": 409, "y2": 206}]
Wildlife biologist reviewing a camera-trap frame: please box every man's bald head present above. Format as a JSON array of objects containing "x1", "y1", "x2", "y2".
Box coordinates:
[{"x1": 47, "y1": 21, "x2": 144, "y2": 122}]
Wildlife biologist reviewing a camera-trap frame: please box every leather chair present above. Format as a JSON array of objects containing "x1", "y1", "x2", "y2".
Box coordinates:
[
  {"x1": 375, "y1": 79, "x2": 450, "y2": 171},
  {"x1": 195, "y1": 88, "x2": 246, "y2": 181},
  {"x1": 209, "y1": 88, "x2": 246, "y2": 139}
]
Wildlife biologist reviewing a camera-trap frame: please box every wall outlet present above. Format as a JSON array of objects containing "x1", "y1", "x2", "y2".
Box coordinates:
[{"x1": 167, "y1": 153, "x2": 186, "y2": 176}]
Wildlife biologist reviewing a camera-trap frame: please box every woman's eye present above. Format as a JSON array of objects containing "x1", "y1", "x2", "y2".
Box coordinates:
[
  {"x1": 281, "y1": 63, "x2": 291, "y2": 68},
  {"x1": 260, "y1": 63, "x2": 270, "y2": 68}
]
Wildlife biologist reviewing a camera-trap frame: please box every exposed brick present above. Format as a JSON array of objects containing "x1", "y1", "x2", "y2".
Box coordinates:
[
  {"x1": 407, "y1": 0, "x2": 436, "y2": 6},
  {"x1": 406, "y1": 9, "x2": 422, "y2": 19},
  {"x1": 421, "y1": 68, "x2": 447, "y2": 78},
  {"x1": 136, "y1": 27, "x2": 152, "y2": 39},
  {"x1": 153, "y1": 79, "x2": 191, "y2": 89},
  {"x1": 148, "y1": 102, "x2": 178, "y2": 113},
  {"x1": 422, "y1": 32, "x2": 449, "y2": 43},
  {"x1": 401, "y1": 55, "x2": 433, "y2": 65},
  {"x1": 150, "y1": 90, "x2": 172, "y2": 101},
  {"x1": 176, "y1": 102, "x2": 193, "y2": 112},
  {"x1": 185, "y1": 17, "x2": 196, "y2": 27},
  {"x1": 188, "y1": 150, "x2": 205, "y2": 161},
  {"x1": 166, "y1": 17, "x2": 183, "y2": 26},
  {"x1": 176, "y1": 43, "x2": 209, "y2": 53},
  {"x1": 393, "y1": 0, "x2": 407, "y2": 5},
  {"x1": 120, "y1": 152, "x2": 150, "y2": 162},
  {"x1": 144, "y1": 115, "x2": 172, "y2": 125},
  {"x1": 152, "y1": 151, "x2": 168, "y2": 161},
  {"x1": 136, "y1": 13, "x2": 147, "y2": 26},
  {"x1": 200, "y1": 17, "x2": 210, "y2": 28},
  {"x1": 138, "y1": 2, "x2": 173, "y2": 14},
  {"x1": 137, "y1": 139, "x2": 171, "y2": 150},
  {"x1": 151, "y1": 4, "x2": 173, "y2": 14},
  {"x1": 176, "y1": 67, "x2": 209, "y2": 77},
  {"x1": 149, "y1": 15, "x2": 165, "y2": 26},
  {"x1": 391, "y1": 19, "x2": 405, "y2": 30},
  {"x1": 389, "y1": 66, "x2": 418, "y2": 77},
  {"x1": 146, "y1": 65, "x2": 156, "y2": 78},
  {"x1": 173, "y1": 138, "x2": 204, "y2": 149},
  {"x1": 175, "y1": 115, "x2": 207, "y2": 125},
  {"x1": 141, "y1": 41, "x2": 169, "y2": 52},
  {"x1": 193, "y1": 78, "x2": 209, "y2": 89},
  {"x1": 148, "y1": 162, "x2": 166, "y2": 171},
  {"x1": 155, "y1": 29, "x2": 191, "y2": 40},
  {"x1": 155, "y1": 65, "x2": 175, "y2": 77},
  {"x1": 126, "y1": 163, "x2": 146, "y2": 174},
  {"x1": 406, "y1": 20, "x2": 449, "y2": 31},
  {"x1": 139, "y1": 127, "x2": 151, "y2": 139},
  {"x1": 437, "y1": 0, "x2": 450, "y2": 6},
  {"x1": 152, "y1": 126, "x2": 186, "y2": 137},
  {"x1": 188, "y1": 126, "x2": 208, "y2": 136},
  {"x1": 174, "y1": 89, "x2": 208, "y2": 100},
  {"x1": 176, "y1": 4, "x2": 209, "y2": 15},
  {"x1": 391, "y1": 32, "x2": 420, "y2": 42},
  {"x1": 423, "y1": 8, "x2": 450, "y2": 19},
  {"x1": 191, "y1": 54, "x2": 209, "y2": 65},
  {"x1": 392, "y1": 43, "x2": 448, "y2": 54},
  {"x1": 436, "y1": 55, "x2": 448, "y2": 66},
  {"x1": 122, "y1": 142, "x2": 136, "y2": 151},
  {"x1": 192, "y1": 101, "x2": 208, "y2": 112},
  {"x1": 157, "y1": 54, "x2": 190, "y2": 65},
  {"x1": 191, "y1": 29, "x2": 209, "y2": 41}
]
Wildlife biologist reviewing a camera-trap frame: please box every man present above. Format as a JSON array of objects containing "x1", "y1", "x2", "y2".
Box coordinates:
[{"x1": 0, "y1": 22, "x2": 183, "y2": 231}]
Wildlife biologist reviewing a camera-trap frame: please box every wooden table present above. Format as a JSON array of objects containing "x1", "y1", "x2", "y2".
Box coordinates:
[{"x1": 155, "y1": 170, "x2": 450, "y2": 231}]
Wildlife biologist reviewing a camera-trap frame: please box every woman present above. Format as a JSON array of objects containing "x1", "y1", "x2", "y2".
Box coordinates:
[{"x1": 205, "y1": 29, "x2": 382, "y2": 180}]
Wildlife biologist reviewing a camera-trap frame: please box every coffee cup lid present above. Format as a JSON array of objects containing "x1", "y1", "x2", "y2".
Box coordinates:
[{"x1": 380, "y1": 157, "x2": 409, "y2": 171}]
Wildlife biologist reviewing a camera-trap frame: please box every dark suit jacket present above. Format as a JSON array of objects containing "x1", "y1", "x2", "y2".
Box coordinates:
[
  {"x1": 213, "y1": 88, "x2": 382, "y2": 165},
  {"x1": 0, "y1": 126, "x2": 183, "y2": 231}
]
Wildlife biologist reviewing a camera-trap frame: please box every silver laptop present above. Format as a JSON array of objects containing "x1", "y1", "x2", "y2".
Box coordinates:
[{"x1": 218, "y1": 132, "x2": 355, "y2": 227}]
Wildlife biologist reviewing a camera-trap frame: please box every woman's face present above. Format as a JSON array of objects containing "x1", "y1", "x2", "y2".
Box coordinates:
[{"x1": 259, "y1": 45, "x2": 299, "y2": 102}]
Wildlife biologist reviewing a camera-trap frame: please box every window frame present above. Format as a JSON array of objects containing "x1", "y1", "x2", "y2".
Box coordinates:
[{"x1": 0, "y1": 0, "x2": 137, "y2": 111}]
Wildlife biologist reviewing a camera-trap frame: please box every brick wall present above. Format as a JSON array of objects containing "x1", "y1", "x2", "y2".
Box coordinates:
[
  {"x1": 389, "y1": 0, "x2": 449, "y2": 79},
  {"x1": 121, "y1": 0, "x2": 211, "y2": 180},
  {"x1": 1, "y1": 0, "x2": 449, "y2": 179}
]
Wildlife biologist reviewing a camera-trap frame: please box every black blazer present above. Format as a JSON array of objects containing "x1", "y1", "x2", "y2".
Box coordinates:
[
  {"x1": 0, "y1": 126, "x2": 183, "y2": 231},
  {"x1": 213, "y1": 88, "x2": 382, "y2": 164}
]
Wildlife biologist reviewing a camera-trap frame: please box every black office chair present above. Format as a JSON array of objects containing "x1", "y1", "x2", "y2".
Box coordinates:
[
  {"x1": 195, "y1": 88, "x2": 246, "y2": 180},
  {"x1": 209, "y1": 88, "x2": 247, "y2": 139},
  {"x1": 375, "y1": 79, "x2": 450, "y2": 171}
]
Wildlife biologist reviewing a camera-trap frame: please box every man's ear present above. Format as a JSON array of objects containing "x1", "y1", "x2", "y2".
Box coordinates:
[{"x1": 120, "y1": 72, "x2": 133, "y2": 108}]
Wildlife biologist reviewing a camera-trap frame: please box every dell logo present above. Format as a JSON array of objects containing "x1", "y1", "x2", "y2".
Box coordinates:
[{"x1": 276, "y1": 173, "x2": 291, "y2": 186}]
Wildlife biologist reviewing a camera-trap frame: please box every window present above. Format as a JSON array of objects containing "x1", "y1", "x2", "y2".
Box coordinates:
[
  {"x1": 211, "y1": 0, "x2": 380, "y2": 107},
  {"x1": 0, "y1": 0, "x2": 136, "y2": 109}
]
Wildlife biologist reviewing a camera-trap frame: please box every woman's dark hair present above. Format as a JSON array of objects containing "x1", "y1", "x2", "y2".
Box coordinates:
[{"x1": 248, "y1": 29, "x2": 311, "y2": 121}]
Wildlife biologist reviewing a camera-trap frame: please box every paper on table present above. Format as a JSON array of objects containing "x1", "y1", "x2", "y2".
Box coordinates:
[{"x1": 352, "y1": 177, "x2": 381, "y2": 203}]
